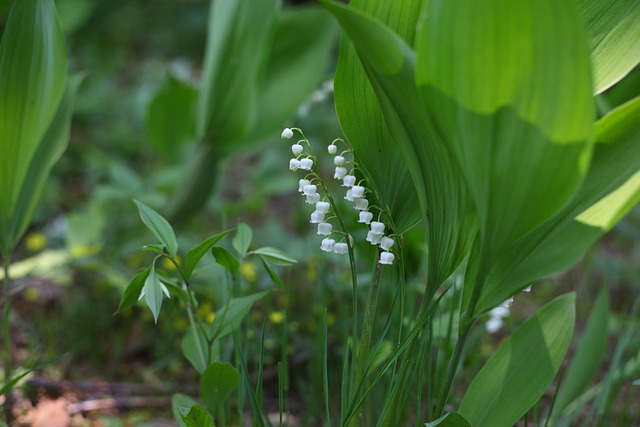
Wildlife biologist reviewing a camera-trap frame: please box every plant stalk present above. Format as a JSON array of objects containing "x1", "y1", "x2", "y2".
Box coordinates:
[{"x1": 2, "y1": 254, "x2": 14, "y2": 424}]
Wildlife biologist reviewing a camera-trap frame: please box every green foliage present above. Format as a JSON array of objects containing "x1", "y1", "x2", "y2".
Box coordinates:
[
  {"x1": 183, "y1": 229, "x2": 234, "y2": 280},
  {"x1": 211, "y1": 246, "x2": 240, "y2": 276},
  {"x1": 424, "y1": 412, "x2": 471, "y2": 427},
  {"x1": 0, "y1": 0, "x2": 69, "y2": 253},
  {"x1": 115, "y1": 267, "x2": 150, "y2": 314},
  {"x1": 133, "y1": 199, "x2": 179, "y2": 258},
  {"x1": 179, "y1": 404, "x2": 216, "y2": 427},
  {"x1": 141, "y1": 265, "x2": 164, "y2": 323},
  {"x1": 248, "y1": 247, "x2": 297, "y2": 266},
  {"x1": 232, "y1": 223, "x2": 253, "y2": 258},
  {"x1": 200, "y1": 362, "x2": 240, "y2": 415},
  {"x1": 459, "y1": 294, "x2": 575, "y2": 427}
]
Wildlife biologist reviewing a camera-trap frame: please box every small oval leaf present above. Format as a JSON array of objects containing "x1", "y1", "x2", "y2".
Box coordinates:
[{"x1": 134, "y1": 199, "x2": 178, "y2": 257}]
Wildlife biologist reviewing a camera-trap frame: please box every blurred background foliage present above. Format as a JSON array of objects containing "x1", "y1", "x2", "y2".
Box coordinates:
[{"x1": 0, "y1": 0, "x2": 638, "y2": 424}]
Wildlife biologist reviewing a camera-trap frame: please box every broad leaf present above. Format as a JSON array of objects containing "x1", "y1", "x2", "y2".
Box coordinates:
[
  {"x1": 134, "y1": 199, "x2": 179, "y2": 258},
  {"x1": 0, "y1": 0, "x2": 67, "y2": 253},
  {"x1": 333, "y1": 0, "x2": 423, "y2": 235},
  {"x1": 196, "y1": 0, "x2": 280, "y2": 143},
  {"x1": 425, "y1": 412, "x2": 471, "y2": 427},
  {"x1": 322, "y1": 0, "x2": 477, "y2": 288},
  {"x1": 146, "y1": 75, "x2": 198, "y2": 162},
  {"x1": 183, "y1": 229, "x2": 233, "y2": 280},
  {"x1": 200, "y1": 362, "x2": 240, "y2": 415},
  {"x1": 178, "y1": 404, "x2": 215, "y2": 427},
  {"x1": 115, "y1": 267, "x2": 150, "y2": 315},
  {"x1": 8, "y1": 74, "x2": 82, "y2": 248},
  {"x1": 248, "y1": 246, "x2": 296, "y2": 265},
  {"x1": 232, "y1": 223, "x2": 252, "y2": 257},
  {"x1": 182, "y1": 327, "x2": 221, "y2": 374},
  {"x1": 554, "y1": 287, "x2": 609, "y2": 414},
  {"x1": 211, "y1": 246, "x2": 240, "y2": 276},
  {"x1": 476, "y1": 96, "x2": 640, "y2": 313},
  {"x1": 209, "y1": 290, "x2": 271, "y2": 340},
  {"x1": 172, "y1": 393, "x2": 199, "y2": 427},
  {"x1": 142, "y1": 265, "x2": 163, "y2": 323},
  {"x1": 417, "y1": 0, "x2": 594, "y2": 298},
  {"x1": 577, "y1": 0, "x2": 640, "y2": 94},
  {"x1": 459, "y1": 293, "x2": 575, "y2": 427}
]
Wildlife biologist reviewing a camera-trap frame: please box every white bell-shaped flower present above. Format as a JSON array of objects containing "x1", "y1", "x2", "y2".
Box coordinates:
[
  {"x1": 291, "y1": 143, "x2": 303, "y2": 155},
  {"x1": 334, "y1": 155, "x2": 345, "y2": 166},
  {"x1": 351, "y1": 185, "x2": 365, "y2": 198},
  {"x1": 370, "y1": 221, "x2": 385, "y2": 234},
  {"x1": 334, "y1": 242, "x2": 348, "y2": 254},
  {"x1": 485, "y1": 317, "x2": 503, "y2": 333},
  {"x1": 328, "y1": 144, "x2": 337, "y2": 155},
  {"x1": 321, "y1": 238, "x2": 335, "y2": 252},
  {"x1": 289, "y1": 159, "x2": 300, "y2": 171},
  {"x1": 380, "y1": 236, "x2": 394, "y2": 250},
  {"x1": 366, "y1": 231, "x2": 383, "y2": 245},
  {"x1": 317, "y1": 222, "x2": 332, "y2": 236},
  {"x1": 379, "y1": 251, "x2": 395, "y2": 265},
  {"x1": 306, "y1": 193, "x2": 320, "y2": 204},
  {"x1": 342, "y1": 175, "x2": 356, "y2": 187},
  {"x1": 303, "y1": 184, "x2": 317, "y2": 196},
  {"x1": 334, "y1": 167, "x2": 347, "y2": 180},
  {"x1": 299, "y1": 158, "x2": 313, "y2": 170},
  {"x1": 298, "y1": 179, "x2": 310, "y2": 193},
  {"x1": 358, "y1": 211, "x2": 373, "y2": 224},
  {"x1": 310, "y1": 211, "x2": 325, "y2": 223},
  {"x1": 354, "y1": 198, "x2": 369, "y2": 211},
  {"x1": 281, "y1": 128, "x2": 294, "y2": 139},
  {"x1": 344, "y1": 189, "x2": 355, "y2": 202},
  {"x1": 315, "y1": 201, "x2": 330, "y2": 214}
]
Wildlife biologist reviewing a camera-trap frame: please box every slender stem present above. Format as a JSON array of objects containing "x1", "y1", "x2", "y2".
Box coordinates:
[
  {"x1": 186, "y1": 296, "x2": 207, "y2": 370},
  {"x1": 2, "y1": 253, "x2": 14, "y2": 424},
  {"x1": 433, "y1": 319, "x2": 474, "y2": 418}
]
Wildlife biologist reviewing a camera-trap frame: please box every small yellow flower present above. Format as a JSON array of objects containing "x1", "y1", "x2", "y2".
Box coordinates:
[
  {"x1": 197, "y1": 302, "x2": 216, "y2": 324},
  {"x1": 239, "y1": 262, "x2": 258, "y2": 282},
  {"x1": 70, "y1": 245, "x2": 100, "y2": 257},
  {"x1": 269, "y1": 311, "x2": 285, "y2": 324},
  {"x1": 25, "y1": 233, "x2": 47, "y2": 252},
  {"x1": 162, "y1": 256, "x2": 180, "y2": 271}
]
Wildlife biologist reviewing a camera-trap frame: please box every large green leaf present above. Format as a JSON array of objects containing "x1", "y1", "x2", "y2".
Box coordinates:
[
  {"x1": 0, "y1": 0, "x2": 67, "y2": 253},
  {"x1": 230, "y1": 7, "x2": 339, "y2": 156},
  {"x1": 416, "y1": 0, "x2": 594, "y2": 291},
  {"x1": 577, "y1": 0, "x2": 640, "y2": 94},
  {"x1": 178, "y1": 404, "x2": 216, "y2": 427},
  {"x1": 134, "y1": 199, "x2": 179, "y2": 258},
  {"x1": 333, "y1": 0, "x2": 423, "y2": 235},
  {"x1": 554, "y1": 287, "x2": 609, "y2": 415},
  {"x1": 476, "y1": 96, "x2": 640, "y2": 313},
  {"x1": 200, "y1": 362, "x2": 240, "y2": 415},
  {"x1": 146, "y1": 75, "x2": 198, "y2": 163},
  {"x1": 196, "y1": 0, "x2": 280, "y2": 143},
  {"x1": 425, "y1": 412, "x2": 471, "y2": 427},
  {"x1": 459, "y1": 293, "x2": 575, "y2": 427},
  {"x1": 6, "y1": 74, "x2": 82, "y2": 249},
  {"x1": 322, "y1": 0, "x2": 477, "y2": 288}
]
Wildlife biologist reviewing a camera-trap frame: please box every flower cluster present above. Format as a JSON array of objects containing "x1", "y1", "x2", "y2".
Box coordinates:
[
  {"x1": 485, "y1": 286, "x2": 532, "y2": 333},
  {"x1": 284, "y1": 128, "x2": 396, "y2": 265}
]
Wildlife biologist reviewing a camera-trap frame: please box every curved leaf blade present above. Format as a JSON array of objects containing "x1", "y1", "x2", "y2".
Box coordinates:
[
  {"x1": 183, "y1": 229, "x2": 234, "y2": 280},
  {"x1": 134, "y1": 199, "x2": 179, "y2": 258},
  {"x1": 459, "y1": 293, "x2": 575, "y2": 427}
]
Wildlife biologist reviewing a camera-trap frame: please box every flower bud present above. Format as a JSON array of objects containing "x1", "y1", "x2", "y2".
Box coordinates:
[
  {"x1": 379, "y1": 251, "x2": 395, "y2": 265},
  {"x1": 289, "y1": 159, "x2": 300, "y2": 171},
  {"x1": 358, "y1": 211, "x2": 373, "y2": 224},
  {"x1": 281, "y1": 128, "x2": 294, "y2": 139},
  {"x1": 317, "y1": 222, "x2": 332, "y2": 236},
  {"x1": 291, "y1": 143, "x2": 303, "y2": 155},
  {"x1": 334, "y1": 242, "x2": 348, "y2": 254}
]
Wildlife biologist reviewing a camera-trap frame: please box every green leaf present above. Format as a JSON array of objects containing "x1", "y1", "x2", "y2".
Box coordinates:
[
  {"x1": 232, "y1": 223, "x2": 252, "y2": 257},
  {"x1": 142, "y1": 265, "x2": 163, "y2": 324},
  {"x1": 334, "y1": 0, "x2": 423, "y2": 235},
  {"x1": 259, "y1": 256, "x2": 283, "y2": 290},
  {"x1": 200, "y1": 362, "x2": 240, "y2": 415},
  {"x1": 577, "y1": 0, "x2": 640, "y2": 94},
  {"x1": 248, "y1": 246, "x2": 296, "y2": 266},
  {"x1": 146, "y1": 75, "x2": 198, "y2": 162},
  {"x1": 476, "y1": 96, "x2": 640, "y2": 312},
  {"x1": 322, "y1": 0, "x2": 477, "y2": 288},
  {"x1": 134, "y1": 199, "x2": 179, "y2": 258},
  {"x1": 115, "y1": 267, "x2": 150, "y2": 315},
  {"x1": 183, "y1": 229, "x2": 234, "y2": 280},
  {"x1": 211, "y1": 246, "x2": 240, "y2": 276},
  {"x1": 554, "y1": 287, "x2": 609, "y2": 414},
  {"x1": 196, "y1": 0, "x2": 280, "y2": 143},
  {"x1": 182, "y1": 327, "x2": 220, "y2": 375},
  {"x1": 179, "y1": 404, "x2": 215, "y2": 427},
  {"x1": 0, "y1": 0, "x2": 67, "y2": 253},
  {"x1": 230, "y1": 7, "x2": 339, "y2": 156},
  {"x1": 210, "y1": 290, "x2": 271, "y2": 340},
  {"x1": 0, "y1": 353, "x2": 67, "y2": 396},
  {"x1": 7, "y1": 74, "x2": 83, "y2": 249},
  {"x1": 425, "y1": 412, "x2": 472, "y2": 427},
  {"x1": 172, "y1": 393, "x2": 199, "y2": 427},
  {"x1": 459, "y1": 293, "x2": 575, "y2": 427},
  {"x1": 417, "y1": 0, "x2": 594, "y2": 292}
]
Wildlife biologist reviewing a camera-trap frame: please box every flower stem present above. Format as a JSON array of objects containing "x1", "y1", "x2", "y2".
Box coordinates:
[{"x1": 2, "y1": 253, "x2": 14, "y2": 424}]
